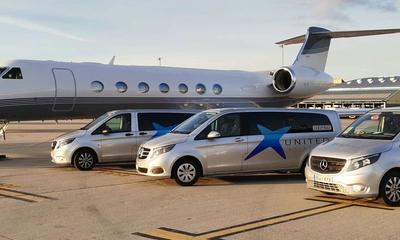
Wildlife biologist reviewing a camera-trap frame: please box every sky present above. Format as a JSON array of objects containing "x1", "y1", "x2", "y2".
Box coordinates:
[{"x1": 0, "y1": 0, "x2": 399, "y2": 81}]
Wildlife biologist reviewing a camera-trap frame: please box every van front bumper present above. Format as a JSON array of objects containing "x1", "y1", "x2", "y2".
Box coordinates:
[
  {"x1": 305, "y1": 164, "x2": 385, "y2": 198},
  {"x1": 51, "y1": 147, "x2": 74, "y2": 166},
  {"x1": 136, "y1": 152, "x2": 175, "y2": 177}
]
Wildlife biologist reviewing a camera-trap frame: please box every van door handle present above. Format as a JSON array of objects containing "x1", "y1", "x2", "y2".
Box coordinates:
[
  {"x1": 125, "y1": 133, "x2": 133, "y2": 136},
  {"x1": 235, "y1": 138, "x2": 244, "y2": 142},
  {"x1": 139, "y1": 132, "x2": 147, "y2": 136}
]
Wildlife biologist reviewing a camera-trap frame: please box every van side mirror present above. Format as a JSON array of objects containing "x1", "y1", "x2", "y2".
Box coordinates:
[
  {"x1": 207, "y1": 131, "x2": 220, "y2": 139},
  {"x1": 102, "y1": 129, "x2": 110, "y2": 135}
]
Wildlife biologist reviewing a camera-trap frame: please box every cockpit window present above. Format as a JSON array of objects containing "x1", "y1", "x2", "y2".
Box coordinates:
[
  {"x1": 2, "y1": 67, "x2": 23, "y2": 79},
  {"x1": 0, "y1": 67, "x2": 7, "y2": 76}
]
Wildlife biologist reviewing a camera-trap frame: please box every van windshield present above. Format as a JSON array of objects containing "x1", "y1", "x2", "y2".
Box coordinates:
[
  {"x1": 171, "y1": 112, "x2": 217, "y2": 134},
  {"x1": 80, "y1": 112, "x2": 114, "y2": 130},
  {"x1": 339, "y1": 111, "x2": 400, "y2": 140}
]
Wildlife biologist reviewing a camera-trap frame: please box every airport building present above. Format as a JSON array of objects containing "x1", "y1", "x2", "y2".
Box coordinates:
[{"x1": 294, "y1": 76, "x2": 400, "y2": 109}]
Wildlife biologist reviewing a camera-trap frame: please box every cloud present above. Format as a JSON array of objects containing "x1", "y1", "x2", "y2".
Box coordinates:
[
  {"x1": 295, "y1": 0, "x2": 398, "y2": 23},
  {"x1": 0, "y1": 16, "x2": 89, "y2": 42},
  {"x1": 349, "y1": 0, "x2": 398, "y2": 12}
]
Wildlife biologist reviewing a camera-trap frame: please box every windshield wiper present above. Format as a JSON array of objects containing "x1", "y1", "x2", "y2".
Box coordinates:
[{"x1": 171, "y1": 130, "x2": 184, "y2": 134}]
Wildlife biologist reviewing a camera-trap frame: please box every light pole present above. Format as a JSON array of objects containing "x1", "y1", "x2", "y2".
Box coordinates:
[{"x1": 279, "y1": 44, "x2": 284, "y2": 66}]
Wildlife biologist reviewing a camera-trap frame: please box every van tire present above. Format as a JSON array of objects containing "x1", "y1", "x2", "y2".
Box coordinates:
[
  {"x1": 73, "y1": 149, "x2": 97, "y2": 171},
  {"x1": 378, "y1": 171, "x2": 400, "y2": 207},
  {"x1": 172, "y1": 158, "x2": 200, "y2": 186},
  {"x1": 300, "y1": 157, "x2": 308, "y2": 179}
]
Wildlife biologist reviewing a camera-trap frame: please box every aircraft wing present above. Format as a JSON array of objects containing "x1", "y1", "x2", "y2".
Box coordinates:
[{"x1": 276, "y1": 28, "x2": 400, "y2": 45}]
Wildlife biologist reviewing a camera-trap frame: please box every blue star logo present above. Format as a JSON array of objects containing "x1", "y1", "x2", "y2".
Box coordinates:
[
  {"x1": 151, "y1": 123, "x2": 178, "y2": 138},
  {"x1": 245, "y1": 125, "x2": 290, "y2": 160}
]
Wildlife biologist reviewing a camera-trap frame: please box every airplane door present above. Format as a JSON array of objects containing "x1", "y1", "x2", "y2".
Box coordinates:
[{"x1": 52, "y1": 68, "x2": 76, "y2": 111}]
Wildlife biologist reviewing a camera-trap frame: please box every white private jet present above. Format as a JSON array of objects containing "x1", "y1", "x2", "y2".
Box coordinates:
[{"x1": 0, "y1": 26, "x2": 399, "y2": 135}]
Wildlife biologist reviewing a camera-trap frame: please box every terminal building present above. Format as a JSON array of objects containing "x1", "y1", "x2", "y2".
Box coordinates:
[{"x1": 294, "y1": 76, "x2": 400, "y2": 109}]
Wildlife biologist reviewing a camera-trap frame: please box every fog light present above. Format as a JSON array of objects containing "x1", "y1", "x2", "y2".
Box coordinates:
[
  {"x1": 151, "y1": 168, "x2": 164, "y2": 174},
  {"x1": 56, "y1": 156, "x2": 66, "y2": 162},
  {"x1": 353, "y1": 185, "x2": 366, "y2": 192}
]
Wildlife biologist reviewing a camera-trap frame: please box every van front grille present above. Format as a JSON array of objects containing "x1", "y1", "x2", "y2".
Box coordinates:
[
  {"x1": 310, "y1": 156, "x2": 346, "y2": 174},
  {"x1": 137, "y1": 147, "x2": 151, "y2": 159},
  {"x1": 51, "y1": 141, "x2": 57, "y2": 150},
  {"x1": 308, "y1": 180, "x2": 349, "y2": 193}
]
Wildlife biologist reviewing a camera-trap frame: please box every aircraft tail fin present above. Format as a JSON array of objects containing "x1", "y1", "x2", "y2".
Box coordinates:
[
  {"x1": 109, "y1": 56, "x2": 115, "y2": 65},
  {"x1": 276, "y1": 27, "x2": 400, "y2": 71}
]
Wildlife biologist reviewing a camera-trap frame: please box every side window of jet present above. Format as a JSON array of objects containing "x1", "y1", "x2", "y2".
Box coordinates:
[
  {"x1": 138, "y1": 113, "x2": 194, "y2": 131},
  {"x1": 1, "y1": 67, "x2": 23, "y2": 79}
]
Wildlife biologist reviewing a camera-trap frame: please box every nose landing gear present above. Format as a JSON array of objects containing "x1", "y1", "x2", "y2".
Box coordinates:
[{"x1": 0, "y1": 121, "x2": 9, "y2": 159}]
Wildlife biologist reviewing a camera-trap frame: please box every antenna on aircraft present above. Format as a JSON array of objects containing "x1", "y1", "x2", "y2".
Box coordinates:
[
  {"x1": 109, "y1": 56, "x2": 115, "y2": 65},
  {"x1": 158, "y1": 57, "x2": 163, "y2": 66}
]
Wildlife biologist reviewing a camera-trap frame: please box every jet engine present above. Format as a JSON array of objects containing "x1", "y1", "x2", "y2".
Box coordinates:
[{"x1": 272, "y1": 65, "x2": 334, "y2": 97}]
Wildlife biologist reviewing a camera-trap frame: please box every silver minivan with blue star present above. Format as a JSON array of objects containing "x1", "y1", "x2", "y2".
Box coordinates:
[
  {"x1": 136, "y1": 108, "x2": 342, "y2": 186},
  {"x1": 51, "y1": 109, "x2": 197, "y2": 171}
]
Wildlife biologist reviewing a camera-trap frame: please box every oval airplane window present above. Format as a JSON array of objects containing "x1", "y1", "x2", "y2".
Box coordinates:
[
  {"x1": 91, "y1": 81, "x2": 104, "y2": 93},
  {"x1": 179, "y1": 83, "x2": 188, "y2": 94},
  {"x1": 213, "y1": 84, "x2": 222, "y2": 95},
  {"x1": 159, "y1": 83, "x2": 169, "y2": 93},
  {"x1": 138, "y1": 82, "x2": 149, "y2": 93},
  {"x1": 115, "y1": 81, "x2": 128, "y2": 93},
  {"x1": 196, "y1": 83, "x2": 206, "y2": 95}
]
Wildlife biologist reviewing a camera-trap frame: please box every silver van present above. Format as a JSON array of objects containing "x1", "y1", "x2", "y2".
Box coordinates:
[
  {"x1": 305, "y1": 107, "x2": 400, "y2": 206},
  {"x1": 51, "y1": 109, "x2": 197, "y2": 170},
  {"x1": 136, "y1": 107, "x2": 342, "y2": 186}
]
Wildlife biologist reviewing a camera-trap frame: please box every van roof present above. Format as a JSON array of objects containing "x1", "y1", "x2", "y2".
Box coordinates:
[
  {"x1": 201, "y1": 107, "x2": 339, "y2": 115},
  {"x1": 369, "y1": 107, "x2": 400, "y2": 113},
  {"x1": 106, "y1": 109, "x2": 200, "y2": 115}
]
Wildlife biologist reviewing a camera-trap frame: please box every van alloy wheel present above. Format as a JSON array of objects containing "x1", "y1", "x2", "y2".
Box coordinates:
[
  {"x1": 378, "y1": 171, "x2": 400, "y2": 207},
  {"x1": 74, "y1": 149, "x2": 97, "y2": 171}
]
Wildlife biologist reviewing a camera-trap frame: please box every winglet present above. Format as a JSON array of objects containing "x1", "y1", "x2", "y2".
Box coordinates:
[{"x1": 109, "y1": 56, "x2": 115, "y2": 65}]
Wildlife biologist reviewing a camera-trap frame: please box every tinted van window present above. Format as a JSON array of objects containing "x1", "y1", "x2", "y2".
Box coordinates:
[
  {"x1": 247, "y1": 112, "x2": 333, "y2": 135},
  {"x1": 288, "y1": 113, "x2": 333, "y2": 133},
  {"x1": 196, "y1": 113, "x2": 242, "y2": 140},
  {"x1": 92, "y1": 113, "x2": 131, "y2": 134},
  {"x1": 138, "y1": 113, "x2": 194, "y2": 131}
]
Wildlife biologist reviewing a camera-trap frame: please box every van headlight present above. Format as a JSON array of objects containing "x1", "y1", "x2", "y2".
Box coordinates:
[
  {"x1": 57, "y1": 138, "x2": 75, "y2": 149},
  {"x1": 348, "y1": 153, "x2": 380, "y2": 172},
  {"x1": 150, "y1": 144, "x2": 175, "y2": 159}
]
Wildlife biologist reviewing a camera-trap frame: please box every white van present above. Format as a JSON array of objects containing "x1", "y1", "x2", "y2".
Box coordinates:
[
  {"x1": 51, "y1": 109, "x2": 197, "y2": 170},
  {"x1": 136, "y1": 108, "x2": 342, "y2": 186},
  {"x1": 305, "y1": 107, "x2": 400, "y2": 206}
]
